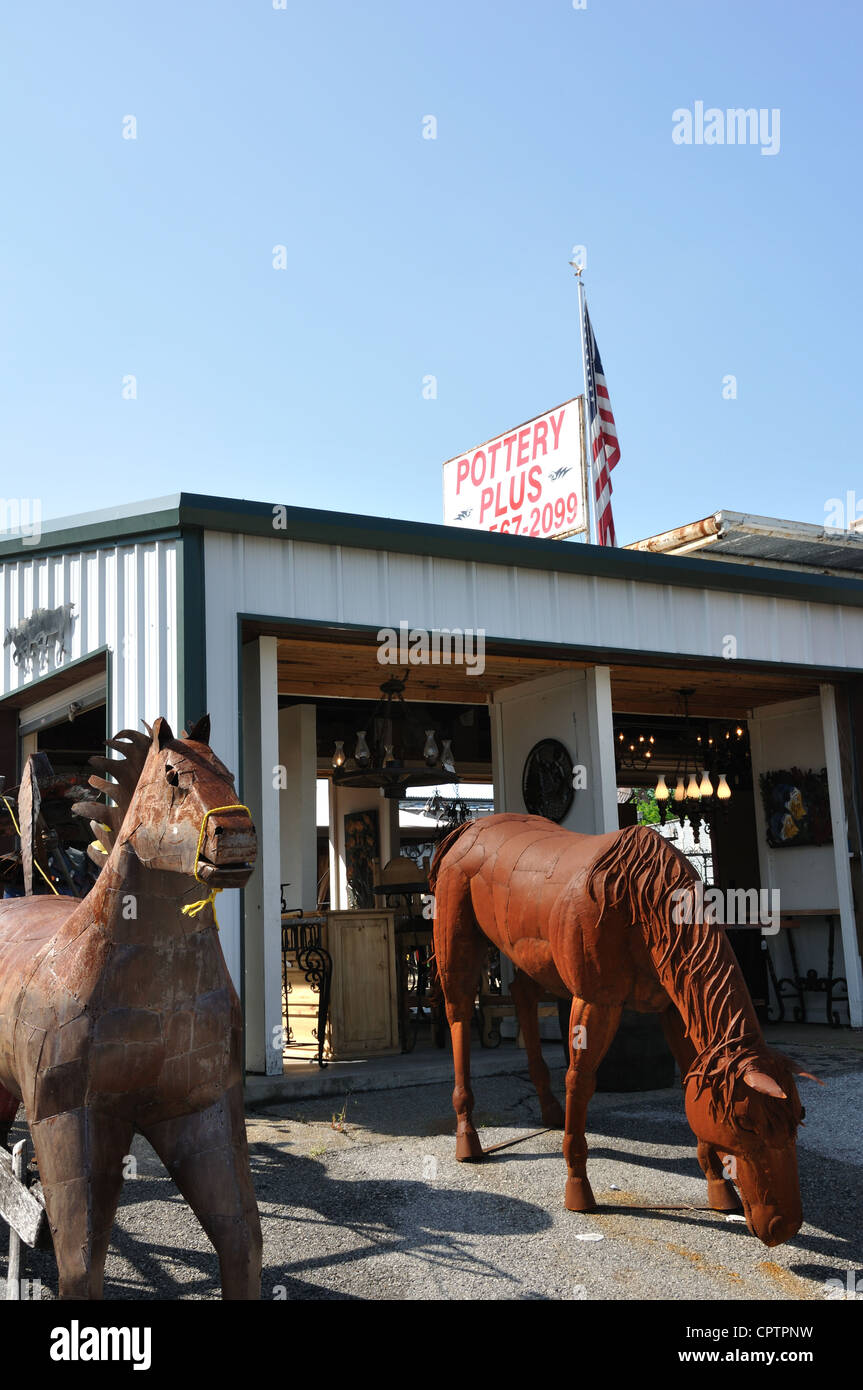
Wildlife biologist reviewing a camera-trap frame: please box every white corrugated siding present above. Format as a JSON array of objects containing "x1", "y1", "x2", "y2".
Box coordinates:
[
  {"x1": 0, "y1": 539, "x2": 179, "y2": 732},
  {"x1": 203, "y1": 532, "x2": 863, "y2": 759}
]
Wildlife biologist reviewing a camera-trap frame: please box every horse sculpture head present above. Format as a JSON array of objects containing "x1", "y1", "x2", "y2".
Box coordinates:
[
  {"x1": 683, "y1": 1044, "x2": 813, "y2": 1247},
  {"x1": 589, "y1": 826, "x2": 820, "y2": 1250},
  {"x1": 76, "y1": 714, "x2": 256, "y2": 892}
]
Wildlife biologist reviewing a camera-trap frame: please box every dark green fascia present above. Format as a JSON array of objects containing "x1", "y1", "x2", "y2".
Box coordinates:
[
  {"x1": 2, "y1": 490, "x2": 862, "y2": 611},
  {"x1": 0, "y1": 525, "x2": 183, "y2": 567},
  {"x1": 177, "y1": 531, "x2": 207, "y2": 735},
  {"x1": 175, "y1": 495, "x2": 863, "y2": 612}
]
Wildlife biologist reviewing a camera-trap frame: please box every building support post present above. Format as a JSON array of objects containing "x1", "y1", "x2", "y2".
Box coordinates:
[
  {"x1": 242, "y1": 636, "x2": 284, "y2": 1073},
  {"x1": 585, "y1": 665, "x2": 618, "y2": 834},
  {"x1": 278, "y1": 703, "x2": 318, "y2": 912},
  {"x1": 820, "y1": 683, "x2": 863, "y2": 1027}
]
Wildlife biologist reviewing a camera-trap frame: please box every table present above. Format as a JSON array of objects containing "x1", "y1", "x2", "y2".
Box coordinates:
[{"x1": 765, "y1": 910, "x2": 849, "y2": 1028}]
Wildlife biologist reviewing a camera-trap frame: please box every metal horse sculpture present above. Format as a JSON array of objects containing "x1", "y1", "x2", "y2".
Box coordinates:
[
  {"x1": 0, "y1": 716, "x2": 262, "y2": 1298},
  {"x1": 430, "y1": 813, "x2": 819, "y2": 1248}
]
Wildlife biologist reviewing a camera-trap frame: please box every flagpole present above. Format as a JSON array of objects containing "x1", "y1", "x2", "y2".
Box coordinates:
[{"x1": 570, "y1": 259, "x2": 597, "y2": 546}]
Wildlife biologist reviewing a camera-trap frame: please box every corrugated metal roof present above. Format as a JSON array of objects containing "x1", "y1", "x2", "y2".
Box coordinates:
[{"x1": 627, "y1": 510, "x2": 863, "y2": 576}]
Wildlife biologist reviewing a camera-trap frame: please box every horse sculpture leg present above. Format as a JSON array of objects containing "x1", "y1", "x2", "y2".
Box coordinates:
[
  {"x1": 31, "y1": 1108, "x2": 134, "y2": 1299},
  {"x1": 563, "y1": 996, "x2": 622, "y2": 1212},
  {"x1": 659, "y1": 1005, "x2": 743, "y2": 1214},
  {"x1": 509, "y1": 971, "x2": 565, "y2": 1128},
  {"x1": 142, "y1": 1084, "x2": 262, "y2": 1299},
  {"x1": 434, "y1": 870, "x2": 488, "y2": 1162}
]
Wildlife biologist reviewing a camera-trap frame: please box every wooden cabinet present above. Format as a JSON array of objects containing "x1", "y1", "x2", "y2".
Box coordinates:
[{"x1": 327, "y1": 910, "x2": 400, "y2": 1056}]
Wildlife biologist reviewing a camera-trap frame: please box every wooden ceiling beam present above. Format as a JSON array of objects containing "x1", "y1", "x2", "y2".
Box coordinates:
[{"x1": 272, "y1": 635, "x2": 821, "y2": 714}]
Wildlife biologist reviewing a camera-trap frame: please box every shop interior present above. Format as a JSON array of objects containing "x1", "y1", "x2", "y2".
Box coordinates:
[
  {"x1": 268, "y1": 626, "x2": 833, "y2": 1072},
  {"x1": 0, "y1": 684, "x2": 107, "y2": 901}
]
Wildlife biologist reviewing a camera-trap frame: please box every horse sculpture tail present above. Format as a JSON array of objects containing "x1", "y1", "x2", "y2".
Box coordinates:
[{"x1": 428, "y1": 819, "x2": 477, "y2": 893}]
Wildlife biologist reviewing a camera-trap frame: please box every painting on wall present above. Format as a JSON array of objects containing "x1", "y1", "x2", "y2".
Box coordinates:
[
  {"x1": 344, "y1": 809, "x2": 380, "y2": 909},
  {"x1": 758, "y1": 767, "x2": 832, "y2": 849}
]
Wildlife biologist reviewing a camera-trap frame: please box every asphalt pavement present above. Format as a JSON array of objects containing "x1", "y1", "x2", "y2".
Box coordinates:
[{"x1": 3, "y1": 1031, "x2": 860, "y2": 1302}]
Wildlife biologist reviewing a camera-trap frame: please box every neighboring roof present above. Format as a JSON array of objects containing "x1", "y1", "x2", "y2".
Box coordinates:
[
  {"x1": 627, "y1": 510, "x2": 863, "y2": 577},
  {"x1": 2, "y1": 493, "x2": 863, "y2": 611}
]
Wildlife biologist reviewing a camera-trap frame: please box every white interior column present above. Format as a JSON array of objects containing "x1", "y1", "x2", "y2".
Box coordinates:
[
  {"x1": 585, "y1": 665, "x2": 618, "y2": 834},
  {"x1": 490, "y1": 666, "x2": 617, "y2": 833},
  {"x1": 242, "y1": 636, "x2": 283, "y2": 1074},
  {"x1": 820, "y1": 683, "x2": 863, "y2": 1027},
  {"x1": 278, "y1": 703, "x2": 318, "y2": 912},
  {"x1": 489, "y1": 665, "x2": 618, "y2": 1030}
]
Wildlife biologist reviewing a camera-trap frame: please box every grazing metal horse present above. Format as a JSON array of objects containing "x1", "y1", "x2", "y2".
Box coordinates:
[
  {"x1": 430, "y1": 813, "x2": 818, "y2": 1249},
  {"x1": 0, "y1": 716, "x2": 262, "y2": 1298}
]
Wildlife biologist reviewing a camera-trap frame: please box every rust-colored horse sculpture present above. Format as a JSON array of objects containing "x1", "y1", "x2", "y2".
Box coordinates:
[
  {"x1": 0, "y1": 716, "x2": 262, "y2": 1298},
  {"x1": 430, "y1": 813, "x2": 818, "y2": 1248}
]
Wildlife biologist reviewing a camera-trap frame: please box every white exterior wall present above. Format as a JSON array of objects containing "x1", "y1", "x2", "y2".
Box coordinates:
[
  {"x1": 749, "y1": 698, "x2": 836, "y2": 915},
  {"x1": 749, "y1": 694, "x2": 863, "y2": 1025},
  {"x1": 0, "y1": 540, "x2": 180, "y2": 734},
  {"x1": 202, "y1": 533, "x2": 863, "y2": 680}
]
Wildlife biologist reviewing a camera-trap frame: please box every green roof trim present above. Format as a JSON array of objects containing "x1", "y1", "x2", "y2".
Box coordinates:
[
  {"x1": 177, "y1": 531, "x2": 207, "y2": 735},
  {"x1": 0, "y1": 491, "x2": 861, "y2": 610}
]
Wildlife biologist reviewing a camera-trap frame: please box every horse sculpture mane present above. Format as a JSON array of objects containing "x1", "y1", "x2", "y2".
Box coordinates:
[
  {"x1": 430, "y1": 813, "x2": 816, "y2": 1248},
  {"x1": 585, "y1": 826, "x2": 776, "y2": 1126},
  {"x1": 74, "y1": 726, "x2": 152, "y2": 858},
  {"x1": 0, "y1": 715, "x2": 262, "y2": 1300}
]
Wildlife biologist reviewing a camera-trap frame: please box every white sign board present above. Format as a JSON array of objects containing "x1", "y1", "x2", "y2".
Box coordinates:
[{"x1": 442, "y1": 397, "x2": 587, "y2": 540}]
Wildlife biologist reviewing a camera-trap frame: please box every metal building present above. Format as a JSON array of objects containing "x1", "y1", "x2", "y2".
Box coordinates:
[{"x1": 2, "y1": 493, "x2": 862, "y2": 1075}]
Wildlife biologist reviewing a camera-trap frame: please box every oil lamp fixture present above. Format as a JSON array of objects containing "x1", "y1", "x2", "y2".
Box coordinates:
[{"x1": 331, "y1": 670, "x2": 458, "y2": 798}]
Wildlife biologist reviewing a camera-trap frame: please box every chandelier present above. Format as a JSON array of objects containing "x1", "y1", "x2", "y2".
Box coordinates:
[
  {"x1": 331, "y1": 670, "x2": 459, "y2": 799},
  {"x1": 616, "y1": 730, "x2": 656, "y2": 771},
  {"x1": 654, "y1": 689, "x2": 732, "y2": 811}
]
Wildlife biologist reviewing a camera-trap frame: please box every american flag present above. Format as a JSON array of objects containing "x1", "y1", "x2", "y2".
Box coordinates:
[{"x1": 582, "y1": 300, "x2": 620, "y2": 547}]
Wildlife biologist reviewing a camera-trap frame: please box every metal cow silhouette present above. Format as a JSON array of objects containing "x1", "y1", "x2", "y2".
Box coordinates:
[
  {"x1": 430, "y1": 814, "x2": 819, "y2": 1248},
  {"x1": 0, "y1": 716, "x2": 262, "y2": 1299}
]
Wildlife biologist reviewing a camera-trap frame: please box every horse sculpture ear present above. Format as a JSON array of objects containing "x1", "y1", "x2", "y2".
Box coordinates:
[
  {"x1": 151, "y1": 716, "x2": 174, "y2": 750},
  {"x1": 789, "y1": 1066, "x2": 825, "y2": 1086},
  {"x1": 184, "y1": 714, "x2": 211, "y2": 745},
  {"x1": 744, "y1": 1070, "x2": 787, "y2": 1099},
  {"x1": 774, "y1": 1049, "x2": 826, "y2": 1086}
]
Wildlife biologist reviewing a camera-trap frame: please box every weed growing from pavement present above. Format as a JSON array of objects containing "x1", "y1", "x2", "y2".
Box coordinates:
[{"x1": 331, "y1": 1098, "x2": 351, "y2": 1133}]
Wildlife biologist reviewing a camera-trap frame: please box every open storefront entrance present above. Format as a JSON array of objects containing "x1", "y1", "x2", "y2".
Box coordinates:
[
  {"x1": 240, "y1": 621, "x2": 862, "y2": 1081},
  {"x1": 0, "y1": 657, "x2": 107, "y2": 900}
]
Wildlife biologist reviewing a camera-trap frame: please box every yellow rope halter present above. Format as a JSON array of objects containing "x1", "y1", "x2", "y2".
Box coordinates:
[
  {"x1": 181, "y1": 803, "x2": 252, "y2": 930},
  {"x1": 1, "y1": 794, "x2": 61, "y2": 896}
]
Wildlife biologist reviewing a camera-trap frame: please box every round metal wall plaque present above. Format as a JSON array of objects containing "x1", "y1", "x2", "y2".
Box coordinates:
[{"x1": 521, "y1": 739, "x2": 574, "y2": 822}]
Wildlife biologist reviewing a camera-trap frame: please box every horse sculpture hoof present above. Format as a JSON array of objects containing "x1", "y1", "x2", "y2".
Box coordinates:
[
  {"x1": 707, "y1": 1177, "x2": 744, "y2": 1213},
  {"x1": 565, "y1": 1177, "x2": 597, "y2": 1212},
  {"x1": 455, "y1": 1129, "x2": 484, "y2": 1162}
]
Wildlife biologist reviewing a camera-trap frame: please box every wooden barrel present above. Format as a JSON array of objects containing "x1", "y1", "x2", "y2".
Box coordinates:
[{"x1": 556, "y1": 1001, "x2": 676, "y2": 1091}]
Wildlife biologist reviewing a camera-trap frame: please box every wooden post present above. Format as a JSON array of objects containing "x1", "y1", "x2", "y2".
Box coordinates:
[{"x1": 6, "y1": 1140, "x2": 25, "y2": 1300}]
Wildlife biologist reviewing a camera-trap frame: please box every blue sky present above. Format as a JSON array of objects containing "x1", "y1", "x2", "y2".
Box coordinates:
[{"x1": 2, "y1": 1, "x2": 861, "y2": 544}]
